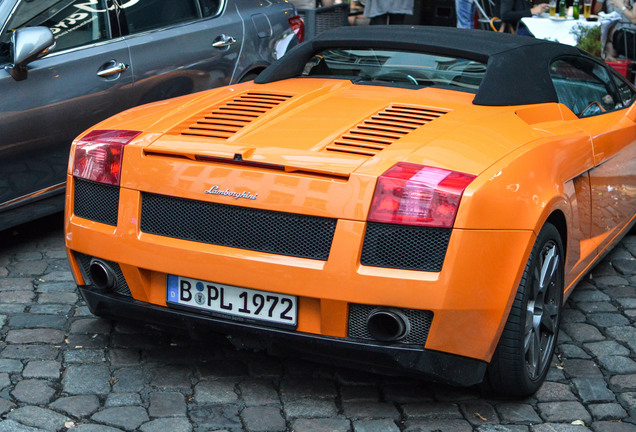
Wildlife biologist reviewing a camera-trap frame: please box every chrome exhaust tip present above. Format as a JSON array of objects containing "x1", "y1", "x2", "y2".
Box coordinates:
[
  {"x1": 88, "y1": 259, "x2": 117, "y2": 290},
  {"x1": 366, "y1": 308, "x2": 410, "y2": 342}
]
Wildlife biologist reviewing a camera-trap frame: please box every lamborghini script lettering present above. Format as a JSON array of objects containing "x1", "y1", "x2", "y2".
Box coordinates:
[{"x1": 204, "y1": 185, "x2": 258, "y2": 200}]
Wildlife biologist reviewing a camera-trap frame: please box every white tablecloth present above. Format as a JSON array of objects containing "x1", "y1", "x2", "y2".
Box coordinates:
[{"x1": 521, "y1": 17, "x2": 600, "y2": 46}]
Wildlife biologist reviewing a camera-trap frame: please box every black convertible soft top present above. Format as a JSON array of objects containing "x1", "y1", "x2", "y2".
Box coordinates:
[{"x1": 255, "y1": 26, "x2": 586, "y2": 106}]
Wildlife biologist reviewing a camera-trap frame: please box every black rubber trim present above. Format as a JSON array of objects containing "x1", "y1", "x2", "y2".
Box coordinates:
[{"x1": 79, "y1": 287, "x2": 487, "y2": 386}]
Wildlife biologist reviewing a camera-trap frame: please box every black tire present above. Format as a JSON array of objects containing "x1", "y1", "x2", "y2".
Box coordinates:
[{"x1": 484, "y1": 222, "x2": 564, "y2": 397}]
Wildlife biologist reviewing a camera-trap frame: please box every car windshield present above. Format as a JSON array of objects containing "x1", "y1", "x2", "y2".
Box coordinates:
[{"x1": 301, "y1": 48, "x2": 487, "y2": 92}]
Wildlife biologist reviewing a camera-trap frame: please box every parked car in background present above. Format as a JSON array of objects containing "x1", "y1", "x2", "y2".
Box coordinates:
[
  {"x1": 64, "y1": 26, "x2": 636, "y2": 395},
  {"x1": 0, "y1": 0, "x2": 302, "y2": 230}
]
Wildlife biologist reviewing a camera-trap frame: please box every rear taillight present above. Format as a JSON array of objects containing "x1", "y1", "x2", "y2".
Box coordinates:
[
  {"x1": 289, "y1": 15, "x2": 304, "y2": 43},
  {"x1": 72, "y1": 130, "x2": 141, "y2": 186},
  {"x1": 368, "y1": 163, "x2": 475, "y2": 228}
]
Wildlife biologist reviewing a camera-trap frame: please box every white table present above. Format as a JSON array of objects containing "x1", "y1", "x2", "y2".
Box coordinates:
[{"x1": 521, "y1": 16, "x2": 600, "y2": 46}]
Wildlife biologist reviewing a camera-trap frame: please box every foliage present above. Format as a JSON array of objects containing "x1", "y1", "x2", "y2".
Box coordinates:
[{"x1": 572, "y1": 24, "x2": 602, "y2": 57}]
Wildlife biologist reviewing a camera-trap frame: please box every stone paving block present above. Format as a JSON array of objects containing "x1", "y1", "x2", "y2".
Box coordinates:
[
  {"x1": 5, "y1": 329, "x2": 65, "y2": 344},
  {"x1": 618, "y1": 392, "x2": 636, "y2": 415},
  {"x1": 245, "y1": 356, "x2": 283, "y2": 378},
  {"x1": 569, "y1": 289, "x2": 610, "y2": 302},
  {"x1": 459, "y1": 401, "x2": 499, "y2": 425},
  {"x1": 495, "y1": 403, "x2": 542, "y2": 424},
  {"x1": 7, "y1": 406, "x2": 71, "y2": 431},
  {"x1": 537, "y1": 401, "x2": 591, "y2": 423},
  {"x1": 11, "y1": 379, "x2": 56, "y2": 404},
  {"x1": 531, "y1": 424, "x2": 592, "y2": 431},
  {"x1": 559, "y1": 344, "x2": 591, "y2": 359},
  {"x1": 0, "y1": 359, "x2": 22, "y2": 373},
  {"x1": 197, "y1": 360, "x2": 249, "y2": 379},
  {"x1": 598, "y1": 356, "x2": 636, "y2": 374},
  {"x1": 0, "y1": 304, "x2": 26, "y2": 314},
  {"x1": 91, "y1": 406, "x2": 149, "y2": 430},
  {"x1": 475, "y1": 426, "x2": 529, "y2": 432},
  {"x1": 340, "y1": 385, "x2": 381, "y2": 403},
  {"x1": 194, "y1": 379, "x2": 238, "y2": 404},
  {"x1": 0, "y1": 291, "x2": 34, "y2": 303},
  {"x1": 572, "y1": 377, "x2": 615, "y2": 403},
  {"x1": 0, "y1": 373, "x2": 9, "y2": 390},
  {"x1": 239, "y1": 379, "x2": 280, "y2": 406},
  {"x1": 66, "y1": 334, "x2": 109, "y2": 349},
  {"x1": 562, "y1": 323, "x2": 605, "y2": 343},
  {"x1": 611, "y1": 374, "x2": 636, "y2": 391},
  {"x1": 241, "y1": 406, "x2": 286, "y2": 432},
  {"x1": 108, "y1": 349, "x2": 141, "y2": 367},
  {"x1": 0, "y1": 419, "x2": 47, "y2": 432},
  {"x1": 49, "y1": 395, "x2": 100, "y2": 418},
  {"x1": 36, "y1": 282, "x2": 77, "y2": 293},
  {"x1": 63, "y1": 364, "x2": 111, "y2": 395},
  {"x1": 612, "y1": 259, "x2": 636, "y2": 275},
  {"x1": 11, "y1": 260, "x2": 47, "y2": 276},
  {"x1": 64, "y1": 349, "x2": 106, "y2": 364},
  {"x1": 112, "y1": 367, "x2": 148, "y2": 393},
  {"x1": 148, "y1": 391, "x2": 187, "y2": 417},
  {"x1": 402, "y1": 418, "x2": 473, "y2": 432},
  {"x1": 38, "y1": 292, "x2": 77, "y2": 304},
  {"x1": 616, "y1": 298, "x2": 636, "y2": 309},
  {"x1": 591, "y1": 421, "x2": 636, "y2": 432},
  {"x1": 291, "y1": 418, "x2": 352, "y2": 432},
  {"x1": 593, "y1": 275, "x2": 629, "y2": 286},
  {"x1": 39, "y1": 270, "x2": 74, "y2": 282},
  {"x1": 22, "y1": 361, "x2": 60, "y2": 379},
  {"x1": 280, "y1": 378, "x2": 337, "y2": 401},
  {"x1": 150, "y1": 365, "x2": 193, "y2": 390},
  {"x1": 576, "y1": 302, "x2": 619, "y2": 314},
  {"x1": 0, "y1": 397, "x2": 16, "y2": 416},
  {"x1": 352, "y1": 419, "x2": 401, "y2": 432},
  {"x1": 607, "y1": 327, "x2": 636, "y2": 351},
  {"x1": 588, "y1": 403, "x2": 628, "y2": 420},
  {"x1": 188, "y1": 404, "x2": 242, "y2": 430},
  {"x1": 0, "y1": 278, "x2": 32, "y2": 291},
  {"x1": 1, "y1": 345, "x2": 59, "y2": 361},
  {"x1": 140, "y1": 418, "x2": 193, "y2": 432},
  {"x1": 535, "y1": 381, "x2": 578, "y2": 402},
  {"x1": 69, "y1": 318, "x2": 111, "y2": 334},
  {"x1": 603, "y1": 286, "x2": 636, "y2": 298},
  {"x1": 563, "y1": 359, "x2": 604, "y2": 378},
  {"x1": 8, "y1": 314, "x2": 66, "y2": 329},
  {"x1": 29, "y1": 304, "x2": 72, "y2": 315},
  {"x1": 284, "y1": 398, "x2": 338, "y2": 419},
  {"x1": 342, "y1": 401, "x2": 401, "y2": 421},
  {"x1": 402, "y1": 402, "x2": 463, "y2": 420},
  {"x1": 588, "y1": 313, "x2": 631, "y2": 328},
  {"x1": 584, "y1": 341, "x2": 630, "y2": 358},
  {"x1": 105, "y1": 393, "x2": 142, "y2": 407}
]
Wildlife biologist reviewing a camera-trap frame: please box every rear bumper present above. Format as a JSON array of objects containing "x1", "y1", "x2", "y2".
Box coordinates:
[{"x1": 80, "y1": 287, "x2": 487, "y2": 387}]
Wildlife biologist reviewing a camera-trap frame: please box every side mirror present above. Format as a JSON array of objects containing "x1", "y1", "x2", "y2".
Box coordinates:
[{"x1": 8, "y1": 26, "x2": 55, "y2": 81}]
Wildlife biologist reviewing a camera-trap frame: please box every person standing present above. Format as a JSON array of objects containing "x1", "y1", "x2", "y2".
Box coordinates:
[
  {"x1": 364, "y1": 0, "x2": 414, "y2": 25},
  {"x1": 456, "y1": 0, "x2": 476, "y2": 28}
]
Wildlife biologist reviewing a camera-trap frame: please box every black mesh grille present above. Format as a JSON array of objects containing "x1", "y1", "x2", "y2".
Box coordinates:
[
  {"x1": 140, "y1": 193, "x2": 337, "y2": 260},
  {"x1": 360, "y1": 223, "x2": 451, "y2": 272},
  {"x1": 348, "y1": 304, "x2": 433, "y2": 345},
  {"x1": 74, "y1": 252, "x2": 132, "y2": 297},
  {"x1": 73, "y1": 178, "x2": 119, "y2": 226}
]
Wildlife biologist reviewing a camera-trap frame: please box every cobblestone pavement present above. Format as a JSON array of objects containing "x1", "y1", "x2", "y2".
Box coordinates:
[{"x1": 0, "y1": 214, "x2": 635, "y2": 432}]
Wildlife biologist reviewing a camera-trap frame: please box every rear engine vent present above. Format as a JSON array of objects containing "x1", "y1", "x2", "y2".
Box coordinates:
[
  {"x1": 326, "y1": 105, "x2": 448, "y2": 156},
  {"x1": 179, "y1": 92, "x2": 294, "y2": 139},
  {"x1": 74, "y1": 178, "x2": 119, "y2": 226}
]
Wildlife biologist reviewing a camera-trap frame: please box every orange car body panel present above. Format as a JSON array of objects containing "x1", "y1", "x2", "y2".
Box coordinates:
[{"x1": 65, "y1": 77, "x2": 636, "y2": 363}]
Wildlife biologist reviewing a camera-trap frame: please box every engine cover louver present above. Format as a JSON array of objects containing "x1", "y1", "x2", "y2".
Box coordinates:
[
  {"x1": 178, "y1": 92, "x2": 294, "y2": 139},
  {"x1": 326, "y1": 105, "x2": 448, "y2": 156}
]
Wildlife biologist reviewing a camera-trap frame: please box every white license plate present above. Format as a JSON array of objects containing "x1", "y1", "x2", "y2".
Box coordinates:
[{"x1": 167, "y1": 275, "x2": 297, "y2": 327}]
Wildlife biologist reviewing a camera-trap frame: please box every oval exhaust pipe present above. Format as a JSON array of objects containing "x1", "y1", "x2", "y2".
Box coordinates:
[
  {"x1": 89, "y1": 259, "x2": 117, "y2": 290},
  {"x1": 366, "y1": 308, "x2": 410, "y2": 342}
]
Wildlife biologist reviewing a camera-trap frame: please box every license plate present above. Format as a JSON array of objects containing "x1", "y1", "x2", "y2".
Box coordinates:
[{"x1": 167, "y1": 275, "x2": 297, "y2": 327}]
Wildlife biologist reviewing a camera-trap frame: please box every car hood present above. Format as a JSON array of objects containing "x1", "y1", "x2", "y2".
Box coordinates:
[{"x1": 131, "y1": 78, "x2": 559, "y2": 179}]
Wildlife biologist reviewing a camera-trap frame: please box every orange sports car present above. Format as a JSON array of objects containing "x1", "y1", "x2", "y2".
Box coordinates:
[{"x1": 64, "y1": 26, "x2": 636, "y2": 396}]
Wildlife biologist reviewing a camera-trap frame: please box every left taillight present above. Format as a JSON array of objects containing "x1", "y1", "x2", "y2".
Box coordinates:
[
  {"x1": 368, "y1": 162, "x2": 475, "y2": 229},
  {"x1": 289, "y1": 15, "x2": 304, "y2": 43},
  {"x1": 72, "y1": 130, "x2": 141, "y2": 186}
]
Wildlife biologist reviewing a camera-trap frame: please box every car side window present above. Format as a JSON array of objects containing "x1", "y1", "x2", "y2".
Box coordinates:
[
  {"x1": 121, "y1": 0, "x2": 200, "y2": 34},
  {"x1": 550, "y1": 57, "x2": 624, "y2": 118},
  {"x1": 1, "y1": 0, "x2": 110, "y2": 53},
  {"x1": 200, "y1": 0, "x2": 223, "y2": 18},
  {"x1": 609, "y1": 69, "x2": 636, "y2": 107}
]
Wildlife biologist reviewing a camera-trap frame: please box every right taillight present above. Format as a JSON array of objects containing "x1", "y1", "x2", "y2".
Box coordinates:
[
  {"x1": 288, "y1": 15, "x2": 304, "y2": 43},
  {"x1": 71, "y1": 129, "x2": 141, "y2": 186},
  {"x1": 368, "y1": 163, "x2": 475, "y2": 228}
]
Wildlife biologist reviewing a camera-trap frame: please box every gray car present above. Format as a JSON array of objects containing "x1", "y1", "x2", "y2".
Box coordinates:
[{"x1": 0, "y1": 0, "x2": 301, "y2": 230}]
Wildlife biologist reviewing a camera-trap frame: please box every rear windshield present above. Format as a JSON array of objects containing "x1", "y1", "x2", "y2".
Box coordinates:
[{"x1": 302, "y1": 48, "x2": 487, "y2": 92}]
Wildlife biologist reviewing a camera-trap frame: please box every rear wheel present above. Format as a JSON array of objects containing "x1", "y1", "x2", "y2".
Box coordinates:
[{"x1": 485, "y1": 222, "x2": 564, "y2": 397}]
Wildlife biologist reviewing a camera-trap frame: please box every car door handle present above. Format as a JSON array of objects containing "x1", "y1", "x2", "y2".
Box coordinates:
[
  {"x1": 212, "y1": 35, "x2": 236, "y2": 48},
  {"x1": 97, "y1": 62, "x2": 129, "y2": 77}
]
